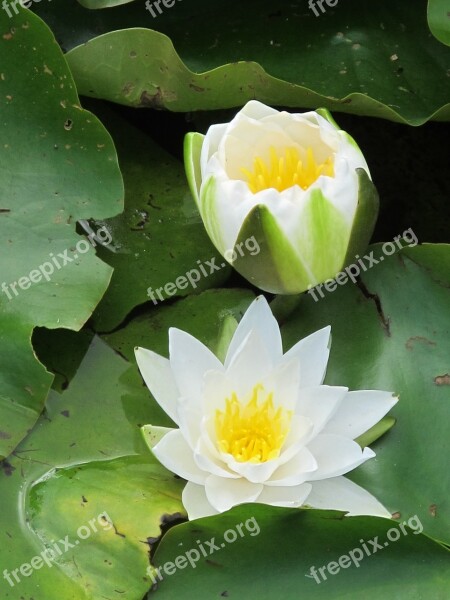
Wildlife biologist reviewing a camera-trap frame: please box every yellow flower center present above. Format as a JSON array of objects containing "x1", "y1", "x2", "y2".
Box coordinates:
[
  {"x1": 215, "y1": 384, "x2": 292, "y2": 463},
  {"x1": 241, "y1": 146, "x2": 334, "y2": 193}
]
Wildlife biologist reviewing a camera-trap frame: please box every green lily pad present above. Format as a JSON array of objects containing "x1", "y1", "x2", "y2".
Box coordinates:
[
  {"x1": 28, "y1": 455, "x2": 184, "y2": 599},
  {"x1": 82, "y1": 102, "x2": 230, "y2": 332},
  {"x1": 282, "y1": 244, "x2": 450, "y2": 545},
  {"x1": 0, "y1": 8, "x2": 123, "y2": 458},
  {"x1": 33, "y1": 0, "x2": 450, "y2": 124},
  {"x1": 428, "y1": 0, "x2": 450, "y2": 45},
  {"x1": 151, "y1": 505, "x2": 450, "y2": 599},
  {"x1": 0, "y1": 336, "x2": 182, "y2": 600}
]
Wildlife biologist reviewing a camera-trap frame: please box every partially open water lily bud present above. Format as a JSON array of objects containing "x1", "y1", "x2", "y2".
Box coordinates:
[{"x1": 184, "y1": 101, "x2": 379, "y2": 294}]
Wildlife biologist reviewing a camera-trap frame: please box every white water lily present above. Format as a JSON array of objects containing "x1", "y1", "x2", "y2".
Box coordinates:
[
  {"x1": 184, "y1": 101, "x2": 379, "y2": 294},
  {"x1": 135, "y1": 296, "x2": 397, "y2": 520}
]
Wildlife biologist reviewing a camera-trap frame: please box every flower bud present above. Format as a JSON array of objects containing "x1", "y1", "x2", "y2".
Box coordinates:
[{"x1": 184, "y1": 101, "x2": 379, "y2": 294}]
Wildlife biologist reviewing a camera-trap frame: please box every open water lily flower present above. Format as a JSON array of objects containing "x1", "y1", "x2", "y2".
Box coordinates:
[
  {"x1": 184, "y1": 101, "x2": 379, "y2": 294},
  {"x1": 135, "y1": 296, "x2": 397, "y2": 520}
]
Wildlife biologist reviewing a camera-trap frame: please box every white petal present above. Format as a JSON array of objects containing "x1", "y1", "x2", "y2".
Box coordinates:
[
  {"x1": 256, "y1": 111, "x2": 338, "y2": 162},
  {"x1": 266, "y1": 357, "x2": 301, "y2": 412},
  {"x1": 226, "y1": 329, "x2": 274, "y2": 396},
  {"x1": 152, "y1": 429, "x2": 207, "y2": 485},
  {"x1": 201, "y1": 369, "x2": 236, "y2": 416},
  {"x1": 307, "y1": 434, "x2": 375, "y2": 480},
  {"x1": 324, "y1": 390, "x2": 398, "y2": 440},
  {"x1": 278, "y1": 415, "x2": 315, "y2": 464},
  {"x1": 257, "y1": 482, "x2": 312, "y2": 507},
  {"x1": 205, "y1": 354, "x2": 301, "y2": 432},
  {"x1": 239, "y1": 100, "x2": 280, "y2": 120},
  {"x1": 169, "y1": 328, "x2": 223, "y2": 399},
  {"x1": 205, "y1": 474, "x2": 263, "y2": 512},
  {"x1": 306, "y1": 477, "x2": 392, "y2": 517},
  {"x1": 217, "y1": 107, "x2": 339, "y2": 181},
  {"x1": 220, "y1": 454, "x2": 281, "y2": 484},
  {"x1": 199, "y1": 174, "x2": 255, "y2": 252},
  {"x1": 219, "y1": 117, "x2": 301, "y2": 179},
  {"x1": 283, "y1": 326, "x2": 331, "y2": 387},
  {"x1": 194, "y1": 436, "x2": 240, "y2": 479},
  {"x1": 315, "y1": 157, "x2": 359, "y2": 227},
  {"x1": 176, "y1": 396, "x2": 202, "y2": 449},
  {"x1": 266, "y1": 447, "x2": 318, "y2": 486},
  {"x1": 135, "y1": 347, "x2": 179, "y2": 424},
  {"x1": 182, "y1": 481, "x2": 219, "y2": 520},
  {"x1": 225, "y1": 295, "x2": 283, "y2": 367},
  {"x1": 296, "y1": 385, "x2": 348, "y2": 435},
  {"x1": 336, "y1": 129, "x2": 370, "y2": 179},
  {"x1": 200, "y1": 122, "x2": 228, "y2": 175}
]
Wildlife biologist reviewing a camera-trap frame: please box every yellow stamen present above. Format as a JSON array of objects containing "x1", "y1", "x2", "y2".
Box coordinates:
[
  {"x1": 241, "y1": 146, "x2": 334, "y2": 193},
  {"x1": 215, "y1": 384, "x2": 292, "y2": 463}
]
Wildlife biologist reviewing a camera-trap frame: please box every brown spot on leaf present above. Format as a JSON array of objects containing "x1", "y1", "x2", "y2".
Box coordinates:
[
  {"x1": 139, "y1": 89, "x2": 163, "y2": 108},
  {"x1": 189, "y1": 83, "x2": 205, "y2": 92},
  {"x1": 405, "y1": 336, "x2": 436, "y2": 350},
  {"x1": 206, "y1": 559, "x2": 223, "y2": 568},
  {"x1": 0, "y1": 431, "x2": 11, "y2": 439},
  {"x1": 434, "y1": 374, "x2": 450, "y2": 386},
  {"x1": 122, "y1": 81, "x2": 135, "y2": 96},
  {"x1": 61, "y1": 410, "x2": 70, "y2": 418},
  {"x1": 429, "y1": 504, "x2": 437, "y2": 517},
  {"x1": 139, "y1": 88, "x2": 176, "y2": 108},
  {"x1": 1, "y1": 460, "x2": 15, "y2": 476}
]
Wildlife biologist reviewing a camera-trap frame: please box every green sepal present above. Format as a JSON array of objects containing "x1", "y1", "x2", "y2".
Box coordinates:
[
  {"x1": 141, "y1": 424, "x2": 173, "y2": 451},
  {"x1": 355, "y1": 416, "x2": 397, "y2": 448},
  {"x1": 232, "y1": 205, "x2": 313, "y2": 294},
  {"x1": 296, "y1": 188, "x2": 349, "y2": 283},
  {"x1": 184, "y1": 132, "x2": 205, "y2": 209},
  {"x1": 199, "y1": 175, "x2": 225, "y2": 251},
  {"x1": 344, "y1": 168, "x2": 380, "y2": 265}
]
